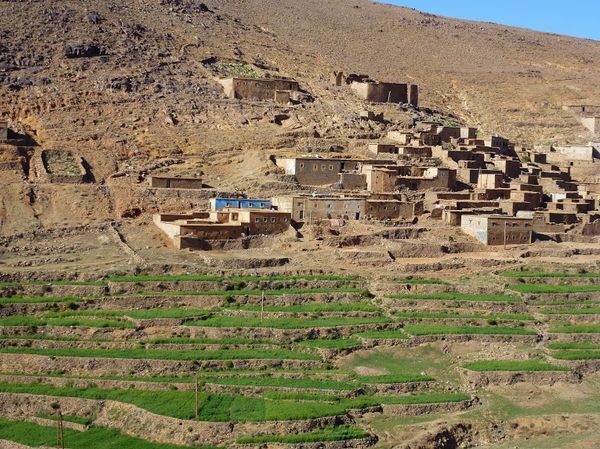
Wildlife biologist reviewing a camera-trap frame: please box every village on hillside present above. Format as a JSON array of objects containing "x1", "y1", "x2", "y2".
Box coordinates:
[{"x1": 2, "y1": 70, "x2": 600, "y2": 251}]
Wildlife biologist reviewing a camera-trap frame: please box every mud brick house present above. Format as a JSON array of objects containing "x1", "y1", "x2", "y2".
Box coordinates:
[
  {"x1": 210, "y1": 198, "x2": 272, "y2": 211},
  {"x1": 368, "y1": 143, "x2": 397, "y2": 155},
  {"x1": 276, "y1": 157, "x2": 394, "y2": 186},
  {"x1": 218, "y1": 77, "x2": 299, "y2": 103},
  {"x1": 153, "y1": 209, "x2": 291, "y2": 250},
  {"x1": 149, "y1": 175, "x2": 203, "y2": 189},
  {"x1": 581, "y1": 117, "x2": 600, "y2": 134},
  {"x1": 365, "y1": 199, "x2": 423, "y2": 220},
  {"x1": 460, "y1": 215, "x2": 533, "y2": 246},
  {"x1": 0, "y1": 121, "x2": 7, "y2": 142},
  {"x1": 272, "y1": 195, "x2": 366, "y2": 221},
  {"x1": 350, "y1": 81, "x2": 418, "y2": 106},
  {"x1": 272, "y1": 194, "x2": 422, "y2": 222},
  {"x1": 396, "y1": 167, "x2": 457, "y2": 191},
  {"x1": 547, "y1": 145, "x2": 598, "y2": 163}
]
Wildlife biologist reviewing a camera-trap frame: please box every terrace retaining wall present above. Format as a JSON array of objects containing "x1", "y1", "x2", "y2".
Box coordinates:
[
  {"x1": 0, "y1": 353, "x2": 322, "y2": 377},
  {"x1": 462, "y1": 370, "x2": 581, "y2": 386},
  {"x1": 231, "y1": 437, "x2": 378, "y2": 449}
]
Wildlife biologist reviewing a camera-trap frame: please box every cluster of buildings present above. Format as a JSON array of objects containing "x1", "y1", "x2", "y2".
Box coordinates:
[
  {"x1": 213, "y1": 70, "x2": 419, "y2": 107},
  {"x1": 153, "y1": 199, "x2": 291, "y2": 250},
  {"x1": 152, "y1": 113, "x2": 600, "y2": 249}
]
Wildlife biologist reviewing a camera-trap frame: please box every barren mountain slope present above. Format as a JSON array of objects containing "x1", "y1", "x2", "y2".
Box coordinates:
[{"x1": 220, "y1": 0, "x2": 600, "y2": 142}]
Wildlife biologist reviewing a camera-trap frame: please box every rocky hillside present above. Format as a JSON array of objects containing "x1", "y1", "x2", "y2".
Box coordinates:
[{"x1": 1, "y1": 0, "x2": 599, "y2": 234}]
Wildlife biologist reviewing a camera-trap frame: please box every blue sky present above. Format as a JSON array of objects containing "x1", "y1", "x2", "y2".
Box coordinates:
[{"x1": 380, "y1": 1, "x2": 600, "y2": 41}]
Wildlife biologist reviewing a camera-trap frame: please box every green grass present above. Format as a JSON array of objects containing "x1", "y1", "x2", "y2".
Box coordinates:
[
  {"x1": 144, "y1": 337, "x2": 275, "y2": 345},
  {"x1": 540, "y1": 308, "x2": 600, "y2": 315},
  {"x1": 0, "y1": 419, "x2": 204, "y2": 449},
  {"x1": 149, "y1": 287, "x2": 368, "y2": 298},
  {"x1": 354, "y1": 330, "x2": 409, "y2": 339},
  {"x1": 357, "y1": 374, "x2": 434, "y2": 383},
  {"x1": 462, "y1": 360, "x2": 570, "y2": 372},
  {"x1": 547, "y1": 342, "x2": 600, "y2": 350},
  {"x1": 298, "y1": 339, "x2": 361, "y2": 349},
  {"x1": 551, "y1": 350, "x2": 600, "y2": 360},
  {"x1": 204, "y1": 376, "x2": 357, "y2": 391},
  {"x1": 499, "y1": 271, "x2": 600, "y2": 278},
  {"x1": 404, "y1": 324, "x2": 536, "y2": 336},
  {"x1": 231, "y1": 302, "x2": 380, "y2": 313},
  {"x1": 236, "y1": 425, "x2": 369, "y2": 444},
  {"x1": 188, "y1": 316, "x2": 391, "y2": 329},
  {"x1": 508, "y1": 284, "x2": 600, "y2": 294},
  {"x1": 0, "y1": 316, "x2": 134, "y2": 329},
  {"x1": 535, "y1": 300, "x2": 600, "y2": 306},
  {"x1": 0, "y1": 280, "x2": 104, "y2": 287},
  {"x1": 388, "y1": 293, "x2": 520, "y2": 303},
  {"x1": 45, "y1": 308, "x2": 211, "y2": 320},
  {"x1": 393, "y1": 311, "x2": 534, "y2": 321},
  {"x1": 0, "y1": 347, "x2": 320, "y2": 361},
  {"x1": 550, "y1": 324, "x2": 600, "y2": 334},
  {"x1": 0, "y1": 382, "x2": 468, "y2": 422}
]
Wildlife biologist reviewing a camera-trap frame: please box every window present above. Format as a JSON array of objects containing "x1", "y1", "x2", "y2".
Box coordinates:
[
  {"x1": 329, "y1": 165, "x2": 334, "y2": 171},
  {"x1": 321, "y1": 164, "x2": 326, "y2": 171},
  {"x1": 300, "y1": 163, "x2": 305, "y2": 169},
  {"x1": 255, "y1": 218, "x2": 260, "y2": 223},
  {"x1": 248, "y1": 204, "x2": 253, "y2": 208},
  {"x1": 284, "y1": 217, "x2": 289, "y2": 222},
  {"x1": 313, "y1": 164, "x2": 318, "y2": 170},
  {"x1": 263, "y1": 217, "x2": 268, "y2": 222},
  {"x1": 271, "y1": 217, "x2": 276, "y2": 223}
]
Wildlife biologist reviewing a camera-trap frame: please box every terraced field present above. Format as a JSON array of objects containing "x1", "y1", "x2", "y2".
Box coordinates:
[{"x1": 1, "y1": 271, "x2": 600, "y2": 448}]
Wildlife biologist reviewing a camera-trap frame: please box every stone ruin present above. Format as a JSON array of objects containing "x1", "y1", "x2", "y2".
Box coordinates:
[{"x1": 31, "y1": 149, "x2": 91, "y2": 184}]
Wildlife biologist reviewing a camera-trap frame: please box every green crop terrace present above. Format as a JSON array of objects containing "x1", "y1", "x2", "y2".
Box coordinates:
[
  {"x1": 388, "y1": 293, "x2": 520, "y2": 303},
  {"x1": 462, "y1": 360, "x2": 570, "y2": 372},
  {"x1": 404, "y1": 324, "x2": 537, "y2": 336},
  {"x1": 0, "y1": 347, "x2": 320, "y2": 361},
  {"x1": 0, "y1": 382, "x2": 469, "y2": 422},
  {"x1": 0, "y1": 420, "x2": 203, "y2": 449}
]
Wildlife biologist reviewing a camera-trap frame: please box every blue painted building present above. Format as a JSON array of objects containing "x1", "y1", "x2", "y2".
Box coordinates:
[{"x1": 210, "y1": 198, "x2": 272, "y2": 211}]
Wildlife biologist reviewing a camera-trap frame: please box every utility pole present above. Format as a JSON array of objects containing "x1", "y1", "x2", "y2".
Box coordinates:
[
  {"x1": 56, "y1": 410, "x2": 64, "y2": 449},
  {"x1": 195, "y1": 371, "x2": 199, "y2": 420},
  {"x1": 503, "y1": 220, "x2": 507, "y2": 249},
  {"x1": 261, "y1": 290, "x2": 265, "y2": 322}
]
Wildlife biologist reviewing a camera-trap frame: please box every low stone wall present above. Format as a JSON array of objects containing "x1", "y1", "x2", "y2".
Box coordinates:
[
  {"x1": 204, "y1": 383, "x2": 363, "y2": 398},
  {"x1": 406, "y1": 334, "x2": 539, "y2": 346},
  {"x1": 0, "y1": 439, "x2": 36, "y2": 449},
  {"x1": 370, "y1": 382, "x2": 435, "y2": 395},
  {"x1": 202, "y1": 256, "x2": 291, "y2": 269},
  {"x1": 381, "y1": 398, "x2": 476, "y2": 416},
  {"x1": 462, "y1": 370, "x2": 581, "y2": 387},
  {"x1": 0, "y1": 283, "x2": 107, "y2": 298},
  {"x1": 0, "y1": 374, "x2": 192, "y2": 392},
  {"x1": 107, "y1": 279, "x2": 359, "y2": 295}
]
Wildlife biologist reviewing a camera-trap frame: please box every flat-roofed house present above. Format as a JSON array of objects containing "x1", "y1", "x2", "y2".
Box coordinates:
[{"x1": 460, "y1": 214, "x2": 533, "y2": 246}]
